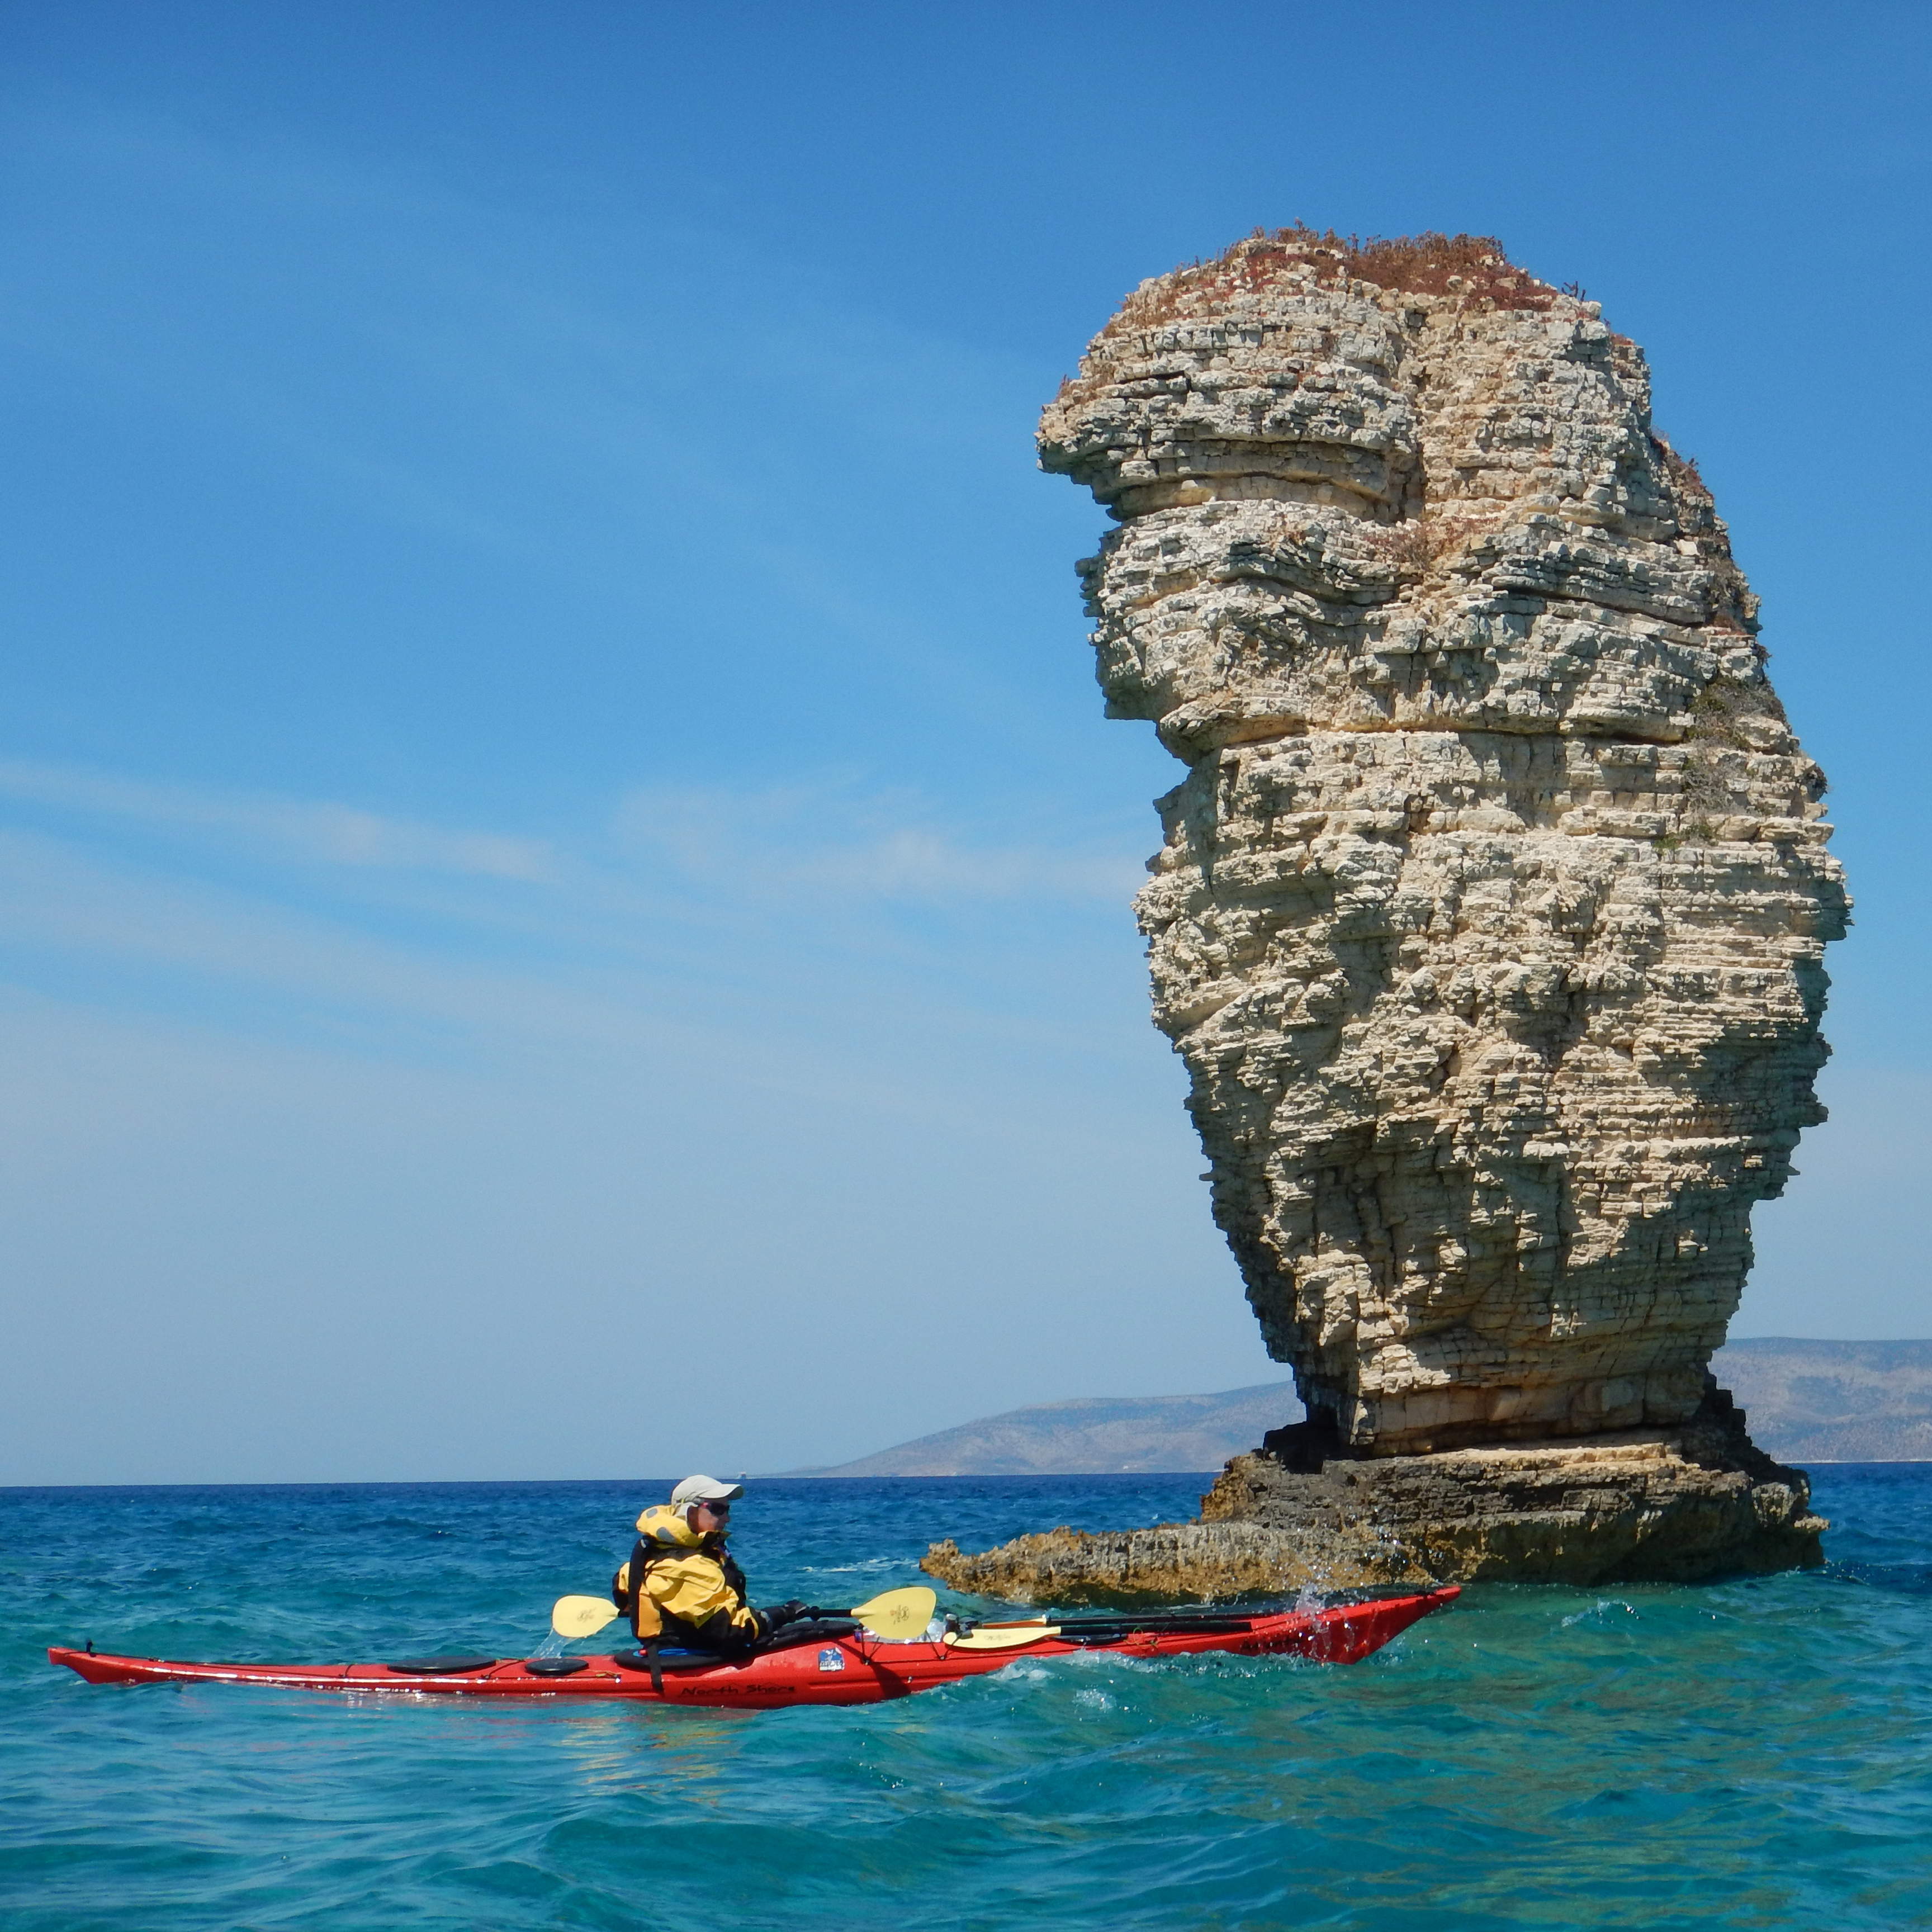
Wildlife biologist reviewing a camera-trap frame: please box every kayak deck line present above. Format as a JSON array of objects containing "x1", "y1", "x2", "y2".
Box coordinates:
[{"x1": 49, "y1": 1587, "x2": 1459, "y2": 1709}]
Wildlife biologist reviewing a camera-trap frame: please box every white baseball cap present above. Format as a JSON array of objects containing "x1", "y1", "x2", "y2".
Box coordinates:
[{"x1": 670, "y1": 1474, "x2": 745, "y2": 1508}]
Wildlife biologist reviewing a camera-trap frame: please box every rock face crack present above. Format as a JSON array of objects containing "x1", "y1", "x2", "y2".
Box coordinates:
[{"x1": 926, "y1": 231, "x2": 1845, "y2": 1592}]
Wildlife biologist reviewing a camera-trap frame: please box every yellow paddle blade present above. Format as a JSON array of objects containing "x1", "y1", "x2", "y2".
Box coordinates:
[
  {"x1": 848, "y1": 1586, "x2": 937, "y2": 1640},
  {"x1": 552, "y1": 1594, "x2": 622, "y2": 1639},
  {"x1": 950, "y1": 1624, "x2": 1060, "y2": 1651}
]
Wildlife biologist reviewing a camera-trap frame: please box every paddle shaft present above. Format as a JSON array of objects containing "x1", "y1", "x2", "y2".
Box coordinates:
[{"x1": 551, "y1": 1584, "x2": 934, "y2": 1642}]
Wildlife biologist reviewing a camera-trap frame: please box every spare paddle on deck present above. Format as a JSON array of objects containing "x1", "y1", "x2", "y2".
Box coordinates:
[
  {"x1": 948, "y1": 1609, "x2": 1255, "y2": 1650},
  {"x1": 549, "y1": 1585, "x2": 937, "y2": 1643},
  {"x1": 950, "y1": 1624, "x2": 1061, "y2": 1651}
]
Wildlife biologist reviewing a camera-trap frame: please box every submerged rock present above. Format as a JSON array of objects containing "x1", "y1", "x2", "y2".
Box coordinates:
[{"x1": 936, "y1": 230, "x2": 1844, "y2": 1592}]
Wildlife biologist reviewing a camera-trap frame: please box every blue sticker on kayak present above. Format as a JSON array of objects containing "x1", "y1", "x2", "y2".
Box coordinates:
[{"x1": 818, "y1": 1647, "x2": 846, "y2": 1672}]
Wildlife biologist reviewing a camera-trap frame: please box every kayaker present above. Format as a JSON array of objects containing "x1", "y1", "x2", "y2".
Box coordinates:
[{"x1": 612, "y1": 1475, "x2": 808, "y2": 1658}]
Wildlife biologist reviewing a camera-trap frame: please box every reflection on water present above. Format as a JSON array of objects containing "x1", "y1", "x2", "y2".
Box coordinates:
[{"x1": 4, "y1": 1470, "x2": 1932, "y2": 1928}]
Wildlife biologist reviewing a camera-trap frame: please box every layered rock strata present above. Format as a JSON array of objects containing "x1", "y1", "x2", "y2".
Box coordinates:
[
  {"x1": 934, "y1": 230, "x2": 1845, "y2": 1592},
  {"x1": 924, "y1": 1389, "x2": 1825, "y2": 1600}
]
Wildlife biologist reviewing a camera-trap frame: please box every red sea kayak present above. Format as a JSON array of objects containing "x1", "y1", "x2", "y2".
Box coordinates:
[{"x1": 49, "y1": 1588, "x2": 1457, "y2": 1710}]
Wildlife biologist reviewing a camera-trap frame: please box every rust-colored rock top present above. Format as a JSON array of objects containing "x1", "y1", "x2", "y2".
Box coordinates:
[{"x1": 1042, "y1": 228, "x2": 1846, "y2": 1456}]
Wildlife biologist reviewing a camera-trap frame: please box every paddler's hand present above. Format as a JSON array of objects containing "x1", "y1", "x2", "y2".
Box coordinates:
[{"x1": 763, "y1": 1599, "x2": 809, "y2": 1628}]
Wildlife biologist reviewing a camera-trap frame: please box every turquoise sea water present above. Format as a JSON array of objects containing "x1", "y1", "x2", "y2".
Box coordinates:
[{"x1": 4, "y1": 1468, "x2": 1931, "y2": 1929}]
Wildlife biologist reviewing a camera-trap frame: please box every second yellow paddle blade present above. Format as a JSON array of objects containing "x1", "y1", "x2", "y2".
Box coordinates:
[
  {"x1": 951, "y1": 1624, "x2": 1059, "y2": 1651},
  {"x1": 552, "y1": 1594, "x2": 622, "y2": 1639},
  {"x1": 849, "y1": 1585, "x2": 937, "y2": 1640}
]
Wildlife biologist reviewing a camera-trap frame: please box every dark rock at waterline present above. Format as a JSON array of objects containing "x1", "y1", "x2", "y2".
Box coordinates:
[{"x1": 922, "y1": 1387, "x2": 1822, "y2": 1600}]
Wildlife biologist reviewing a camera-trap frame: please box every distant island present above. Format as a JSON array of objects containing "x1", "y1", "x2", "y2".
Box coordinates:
[
  {"x1": 790, "y1": 1383, "x2": 1299, "y2": 1477},
  {"x1": 1713, "y1": 1338, "x2": 1932, "y2": 1464},
  {"x1": 793, "y1": 1339, "x2": 1932, "y2": 1476}
]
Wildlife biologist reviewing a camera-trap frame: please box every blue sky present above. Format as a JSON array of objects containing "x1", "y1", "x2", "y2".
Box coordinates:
[{"x1": 2, "y1": 1, "x2": 1927, "y2": 1481}]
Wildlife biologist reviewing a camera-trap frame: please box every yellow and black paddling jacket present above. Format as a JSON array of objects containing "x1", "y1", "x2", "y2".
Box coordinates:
[{"x1": 610, "y1": 1504, "x2": 769, "y2": 1655}]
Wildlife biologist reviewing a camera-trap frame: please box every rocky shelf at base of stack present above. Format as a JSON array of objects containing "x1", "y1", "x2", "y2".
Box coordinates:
[{"x1": 922, "y1": 1388, "x2": 1824, "y2": 1599}]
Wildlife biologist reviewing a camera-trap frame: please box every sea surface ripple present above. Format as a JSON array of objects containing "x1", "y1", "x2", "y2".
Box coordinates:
[{"x1": 4, "y1": 1468, "x2": 1931, "y2": 1929}]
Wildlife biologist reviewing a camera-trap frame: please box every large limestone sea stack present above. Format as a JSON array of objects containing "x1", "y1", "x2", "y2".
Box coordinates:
[{"x1": 927, "y1": 231, "x2": 1848, "y2": 1594}]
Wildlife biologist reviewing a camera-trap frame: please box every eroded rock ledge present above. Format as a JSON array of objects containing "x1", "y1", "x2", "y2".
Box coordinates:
[{"x1": 922, "y1": 1387, "x2": 1824, "y2": 1600}]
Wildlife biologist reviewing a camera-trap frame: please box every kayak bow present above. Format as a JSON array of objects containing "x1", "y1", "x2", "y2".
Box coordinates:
[{"x1": 49, "y1": 1588, "x2": 1458, "y2": 1710}]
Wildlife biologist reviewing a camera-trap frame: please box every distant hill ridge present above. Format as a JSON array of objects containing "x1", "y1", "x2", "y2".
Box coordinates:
[
  {"x1": 1714, "y1": 1338, "x2": 1932, "y2": 1464},
  {"x1": 794, "y1": 1339, "x2": 1932, "y2": 1476},
  {"x1": 790, "y1": 1382, "x2": 1300, "y2": 1477}
]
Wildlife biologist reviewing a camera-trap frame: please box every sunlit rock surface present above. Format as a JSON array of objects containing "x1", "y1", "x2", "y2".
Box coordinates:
[{"x1": 931, "y1": 231, "x2": 1844, "y2": 1590}]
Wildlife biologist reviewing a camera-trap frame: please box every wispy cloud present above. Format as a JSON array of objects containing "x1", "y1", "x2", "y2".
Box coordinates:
[
  {"x1": 613, "y1": 779, "x2": 1139, "y2": 905},
  {"x1": 0, "y1": 754, "x2": 1138, "y2": 910},
  {"x1": 0, "y1": 755, "x2": 1148, "y2": 1071},
  {"x1": 0, "y1": 827, "x2": 654, "y2": 1082},
  {"x1": 0, "y1": 757, "x2": 557, "y2": 881}
]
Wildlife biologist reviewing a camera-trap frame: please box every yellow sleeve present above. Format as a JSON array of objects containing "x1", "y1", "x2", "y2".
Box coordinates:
[{"x1": 643, "y1": 1552, "x2": 760, "y2": 1635}]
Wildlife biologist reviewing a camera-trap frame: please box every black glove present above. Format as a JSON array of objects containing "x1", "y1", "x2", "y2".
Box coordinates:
[{"x1": 763, "y1": 1599, "x2": 810, "y2": 1628}]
